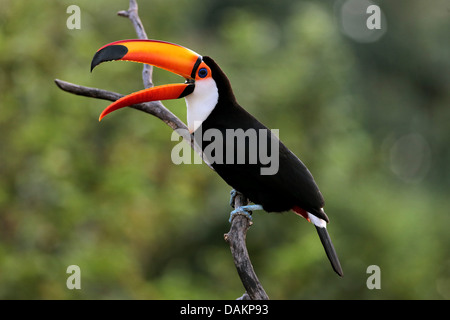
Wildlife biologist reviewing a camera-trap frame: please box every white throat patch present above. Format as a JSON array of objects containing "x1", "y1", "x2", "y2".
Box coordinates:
[{"x1": 184, "y1": 77, "x2": 219, "y2": 133}]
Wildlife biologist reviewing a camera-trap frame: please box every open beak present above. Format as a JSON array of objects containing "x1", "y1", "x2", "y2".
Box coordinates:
[{"x1": 90, "y1": 39, "x2": 209, "y2": 121}]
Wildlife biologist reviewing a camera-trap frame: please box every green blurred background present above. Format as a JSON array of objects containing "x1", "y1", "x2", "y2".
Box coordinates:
[{"x1": 0, "y1": 0, "x2": 449, "y2": 299}]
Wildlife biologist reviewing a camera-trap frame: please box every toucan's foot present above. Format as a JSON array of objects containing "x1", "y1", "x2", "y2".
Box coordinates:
[
  {"x1": 229, "y1": 189, "x2": 238, "y2": 208},
  {"x1": 229, "y1": 204, "x2": 263, "y2": 223}
]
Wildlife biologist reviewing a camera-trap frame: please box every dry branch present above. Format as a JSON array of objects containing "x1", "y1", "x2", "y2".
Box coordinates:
[
  {"x1": 225, "y1": 192, "x2": 269, "y2": 300},
  {"x1": 54, "y1": 79, "x2": 186, "y2": 132},
  {"x1": 56, "y1": 0, "x2": 268, "y2": 300}
]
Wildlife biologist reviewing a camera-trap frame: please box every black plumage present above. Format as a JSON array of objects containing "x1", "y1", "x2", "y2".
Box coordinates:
[{"x1": 196, "y1": 57, "x2": 329, "y2": 222}]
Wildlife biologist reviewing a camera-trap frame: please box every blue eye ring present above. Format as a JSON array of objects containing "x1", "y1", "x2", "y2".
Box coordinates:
[{"x1": 198, "y1": 68, "x2": 208, "y2": 78}]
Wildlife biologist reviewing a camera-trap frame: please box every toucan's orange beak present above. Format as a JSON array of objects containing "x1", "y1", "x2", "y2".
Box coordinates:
[{"x1": 90, "y1": 39, "x2": 211, "y2": 121}]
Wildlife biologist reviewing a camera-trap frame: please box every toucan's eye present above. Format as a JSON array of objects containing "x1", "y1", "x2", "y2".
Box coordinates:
[{"x1": 198, "y1": 68, "x2": 208, "y2": 78}]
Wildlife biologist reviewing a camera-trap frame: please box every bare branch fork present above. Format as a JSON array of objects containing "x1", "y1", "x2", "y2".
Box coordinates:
[{"x1": 55, "y1": 0, "x2": 268, "y2": 300}]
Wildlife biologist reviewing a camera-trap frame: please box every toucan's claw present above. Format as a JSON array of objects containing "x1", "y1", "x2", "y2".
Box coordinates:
[
  {"x1": 229, "y1": 189, "x2": 238, "y2": 208},
  {"x1": 229, "y1": 204, "x2": 263, "y2": 223}
]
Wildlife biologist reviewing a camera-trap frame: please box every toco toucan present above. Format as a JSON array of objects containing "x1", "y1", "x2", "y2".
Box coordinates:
[{"x1": 90, "y1": 39, "x2": 343, "y2": 277}]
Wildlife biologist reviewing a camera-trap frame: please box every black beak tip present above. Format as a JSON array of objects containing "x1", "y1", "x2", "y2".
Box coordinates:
[{"x1": 90, "y1": 44, "x2": 129, "y2": 72}]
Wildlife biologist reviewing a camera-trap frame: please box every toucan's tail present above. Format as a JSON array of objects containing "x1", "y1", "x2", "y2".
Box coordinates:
[
  {"x1": 315, "y1": 225, "x2": 344, "y2": 277},
  {"x1": 293, "y1": 207, "x2": 344, "y2": 277}
]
